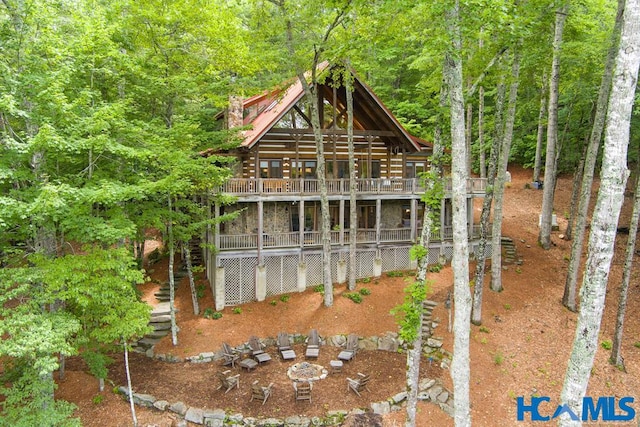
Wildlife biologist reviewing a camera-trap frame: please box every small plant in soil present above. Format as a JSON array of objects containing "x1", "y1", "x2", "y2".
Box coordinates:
[
  {"x1": 279, "y1": 294, "x2": 290, "y2": 302},
  {"x1": 196, "y1": 284, "x2": 206, "y2": 299},
  {"x1": 600, "y1": 340, "x2": 612, "y2": 350},
  {"x1": 504, "y1": 303, "x2": 511, "y2": 310},
  {"x1": 494, "y1": 351, "x2": 504, "y2": 365},
  {"x1": 313, "y1": 284, "x2": 324, "y2": 293},
  {"x1": 479, "y1": 326, "x2": 491, "y2": 333},
  {"x1": 386, "y1": 270, "x2": 404, "y2": 277},
  {"x1": 344, "y1": 292, "x2": 363, "y2": 303},
  {"x1": 428, "y1": 263, "x2": 443, "y2": 273},
  {"x1": 634, "y1": 342, "x2": 640, "y2": 348},
  {"x1": 92, "y1": 395, "x2": 104, "y2": 405},
  {"x1": 232, "y1": 307, "x2": 242, "y2": 314},
  {"x1": 359, "y1": 287, "x2": 371, "y2": 296},
  {"x1": 270, "y1": 300, "x2": 277, "y2": 306}
]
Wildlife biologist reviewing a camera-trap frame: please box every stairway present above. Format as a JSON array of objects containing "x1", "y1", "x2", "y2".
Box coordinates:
[
  {"x1": 501, "y1": 236, "x2": 521, "y2": 265},
  {"x1": 421, "y1": 300, "x2": 438, "y2": 339},
  {"x1": 188, "y1": 237, "x2": 203, "y2": 267}
]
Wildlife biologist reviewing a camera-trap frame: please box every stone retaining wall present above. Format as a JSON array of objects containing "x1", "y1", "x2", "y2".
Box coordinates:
[{"x1": 122, "y1": 332, "x2": 454, "y2": 426}]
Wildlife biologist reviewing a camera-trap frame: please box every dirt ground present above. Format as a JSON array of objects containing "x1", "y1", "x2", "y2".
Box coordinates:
[{"x1": 55, "y1": 165, "x2": 640, "y2": 426}]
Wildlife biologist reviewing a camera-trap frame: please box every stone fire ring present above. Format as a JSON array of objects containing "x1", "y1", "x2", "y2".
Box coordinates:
[{"x1": 287, "y1": 362, "x2": 328, "y2": 382}]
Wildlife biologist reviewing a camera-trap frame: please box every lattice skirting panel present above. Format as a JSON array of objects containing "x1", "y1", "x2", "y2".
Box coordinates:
[
  {"x1": 219, "y1": 256, "x2": 258, "y2": 305},
  {"x1": 380, "y1": 247, "x2": 412, "y2": 272},
  {"x1": 264, "y1": 254, "x2": 299, "y2": 297}
]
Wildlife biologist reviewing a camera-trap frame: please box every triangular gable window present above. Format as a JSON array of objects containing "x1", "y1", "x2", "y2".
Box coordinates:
[{"x1": 274, "y1": 101, "x2": 312, "y2": 129}]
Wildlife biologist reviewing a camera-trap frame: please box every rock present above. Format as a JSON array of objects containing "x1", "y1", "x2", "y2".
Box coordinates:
[
  {"x1": 172, "y1": 419, "x2": 187, "y2": 427},
  {"x1": 284, "y1": 415, "x2": 311, "y2": 427},
  {"x1": 417, "y1": 391, "x2": 430, "y2": 401},
  {"x1": 419, "y1": 378, "x2": 436, "y2": 391},
  {"x1": 377, "y1": 333, "x2": 399, "y2": 352},
  {"x1": 204, "y1": 420, "x2": 224, "y2": 427},
  {"x1": 370, "y1": 401, "x2": 390, "y2": 415},
  {"x1": 426, "y1": 337, "x2": 443, "y2": 348},
  {"x1": 168, "y1": 401, "x2": 188, "y2": 416},
  {"x1": 153, "y1": 400, "x2": 169, "y2": 411},
  {"x1": 437, "y1": 391, "x2": 450, "y2": 403},
  {"x1": 428, "y1": 385, "x2": 443, "y2": 402},
  {"x1": 257, "y1": 418, "x2": 284, "y2": 426},
  {"x1": 360, "y1": 337, "x2": 377, "y2": 351},
  {"x1": 203, "y1": 409, "x2": 226, "y2": 420},
  {"x1": 185, "y1": 407, "x2": 204, "y2": 424},
  {"x1": 390, "y1": 391, "x2": 407, "y2": 404},
  {"x1": 132, "y1": 393, "x2": 156, "y2": 407}
]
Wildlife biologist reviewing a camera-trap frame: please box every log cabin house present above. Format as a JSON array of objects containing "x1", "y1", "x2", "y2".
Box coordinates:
[{"x1": 205, "y1": 64, "x2": 488, "y2": 309}]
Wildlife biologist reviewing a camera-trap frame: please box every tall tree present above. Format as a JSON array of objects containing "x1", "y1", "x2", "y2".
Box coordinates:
[
  {"x1": 539, "y1": 3, "x2": 569, "y2": 249},
  {"x1": 558, "y1": 0, "x2": 640, "y2": 422},
  {"x1": 563, "y1": 0, "x2": 625, "y2": 311},
  {"x1": 445, "y1": 0, "x2": 471, "y2": 423},
  {"x1": 532, "y1": 73, "x2": 548, "y2": 184}
]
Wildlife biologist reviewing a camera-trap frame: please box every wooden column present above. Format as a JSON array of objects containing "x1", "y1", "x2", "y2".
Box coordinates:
[
  {"x1": 376, "y1": 198, "x2": 381, "y2": 245},
  {"x1": 257, "y1": 200, "x2": 264, "y2": 264},
  {"x1": 410, "y1": 198, "x2": 417, "y2": 242},
  {"x1": 339, "y1": 199, "x2": 345, "y2": 245},
  {"x1": 299, "y1": 199, "x2": 305, "y2": 250}
]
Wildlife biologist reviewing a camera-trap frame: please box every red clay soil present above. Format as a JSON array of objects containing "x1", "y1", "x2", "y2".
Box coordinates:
[{"x1": 55, "y1": 165, "x2": 640, "y2": 426}]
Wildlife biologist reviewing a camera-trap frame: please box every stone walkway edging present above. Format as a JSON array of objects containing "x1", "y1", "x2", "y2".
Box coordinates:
[{"x1": 123, "y1": 332, "x2": 454, "y2": 426}]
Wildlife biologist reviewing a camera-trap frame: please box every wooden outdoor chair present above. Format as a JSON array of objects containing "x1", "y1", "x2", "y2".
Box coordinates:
[
  {"x1": 248, "y1": 336, "x2": 272, "y2": 363},
  {"x1": 277, "y1": 331, "x2": 297, "y2": 360},
  {"x1": 216, "y1": 370, "x2": 240, "y2": 394},
  {"x1": 221, "y1": 342, "x2": 239, "y2": 368},
  {"x1": 305, "y1": 329, "x2": 320, "y2": 359},
  {"x1": 250, "y1": 380, "x2": 274, "y2": 405},
  {"x1": 347, "y1": 373, "x2": 370, "y2": 397},
  {"x1": 337, "y1": 333, "x2": 358, "y2": 362},
  {"x1": 294, "y1": 381, "x2": 312, "y2": 403}
]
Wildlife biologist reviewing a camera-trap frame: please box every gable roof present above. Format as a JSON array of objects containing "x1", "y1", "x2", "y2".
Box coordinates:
[{"x1": 234, "y1": 64, "x2": 424, "y2": 152}]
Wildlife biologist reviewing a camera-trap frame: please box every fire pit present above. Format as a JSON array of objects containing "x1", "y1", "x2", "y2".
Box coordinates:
[{"x1": 287, "y1": 362, "x2": 328, "y2": 382}]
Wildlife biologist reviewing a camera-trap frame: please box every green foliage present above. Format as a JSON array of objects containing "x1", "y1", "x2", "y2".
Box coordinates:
[
  {"x1": 203, "y1": 308, "x2": 223, "y2": 320},
  {"x1": 601, "y1": 340, "x2": 613, "y2": 350},
  {"x1": 232, "y1": 307, "x2": 243, "y2": 314},
  {"x1": 391, "y1": 280, "x2": 431, "y2": 343},
  {"x1": 386, "y1": 270, "x2": 405, "y2": 277},
  {"x1": 428, "y1": 263, "x2": 443, "y2": 273},
  {"x1": 82, "y1": 351, "x2": 113, "y2": 382},
  {"x1": 634, "y1": 342, "x2": 640, "y2": 349},
  {"x1": 313, "y1": 284, "x2": 325, "y2": 293},
  {"x1": 479, "y1": 326, "x2": 491, "y2": 333},
  {"x1": 196, "y1": 284, "x2": 206, "y2": 299},
  {"x1": 279, "y1": 294, "x2": 291, "y2": 302},
  {"x1": 359, "y1": 287, "x2": 371, "y2": 296},
  {"x1": 344, "y1": 292, "x2": 363, "y2": 304},
  {"x1": 409, "y1": 244, "x2": 428, "y2": 261},
  {"x1": 494, "y1": 351, "x2": 504, "y2": 366},
  {"x1": 92, "y1": 395, "x2": 104, "y2": 405},
  {"x1": 270, "y1": 300, "x2": 278, "y2": 306}
]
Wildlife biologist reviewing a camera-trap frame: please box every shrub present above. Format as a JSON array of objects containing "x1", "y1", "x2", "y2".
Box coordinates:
[
  {"x1": 212, "y1": 311, "x2": 223, "y2": 319},
  {"x1": 634, "y1": 342, "x2": 640, "y2": 349},
  {"x1": 203, "y1": 308, "x2": 222, "y2": 319},
  {"x1": 196, "y1": 284, "x2": 206, "y2": 299},
  {"x1": 386, "y1": 271, "x2": 404, "y2": 277},
  {"x1": 270, "y1": 300, "x2": 277, "y2": 306},
  {"x1": 344, "y1": 292, "x2": 363, "y2": 304},
  {"x1": 428, "y1": 263, "x2": 443, "y2": 273},
  {"x1": 279, "y1": 294, "x2": 290, "y2": 303},
  {"x1": 313, "y1": 284, "x2": 324, "y2": 293},
  {"x1": 494, "y1": 351, "x2": 504, "y2": 365},
  {"x1": 232, "y1": 307, "x2": 242, "y2": 314},
  {"x1": 601, "y1": 340, "x2": 612, "y2": 350},
  {"x1": 359, "y1": 287, "x2": 371, "y2": 296},
  {"x1": 479, "y1": 326, "x2": 491, "y2": 334},
  {"x1": 92, "y1": 395, "x2": 104, "y2": 405}
]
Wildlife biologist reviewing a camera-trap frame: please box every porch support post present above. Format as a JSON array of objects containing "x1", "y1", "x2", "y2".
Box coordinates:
[
  {"x1": 375, "y1": 198, "x2": 381, "y2": 245},
  {"x1": 257, "y1": 200, "x2": 264, "y2": 264},
  {"x1": 410, "y1": 198, "x2": 417, "y2": 242},
  {"x1": 297, "y1": 262, "x2": 307, "y2": 292},
  {"x1": 215, "y1": 266, "x2": 225, "y2": 311},
  {"x1": 440, "y1": 199, "x2": 446, "y2": 241},
  {"x1": 299, "y1": 199, "x2": 305, "y2": 250},
  {"x1": 255, "y1": 264, "x2": 266, "y2": 302},
  {"x1": 339, "y1": 199, "x2": 345, "y2": 245}
]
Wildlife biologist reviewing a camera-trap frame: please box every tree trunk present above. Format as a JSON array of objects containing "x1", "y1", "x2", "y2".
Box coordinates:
[
  {"x1": 446, "y1": 0, "x2": 471, "y2": 423},
  {"x1": 471, "y1": 75, "x2": 505, "y2": 325},
  {"x1": 183, "y1": 243, "x2": 200, "y2": 315},
  {"x1": 347, "y1": 68, "x2": 357, "y2": 291},
  {"x1": 532, "y1": 72, "x2": 547, "y2": 183},
  {"x1": 564, "y1": 137, "x2": 588, "y2": 240},
  {"x1": 123, "y1": 341, "x2": 138, "y2": 427},
  {"x1": 611, "y1": 172, "x2": 640, "y2": 368},
  {"x1": 539, "y1": 5, "x2": 568, "y2": 249},
  {"x1": 466, "y1": 102, "x2": 473, "y2": 175},
  {"x1": 167, "y1": 195, "x2": 178, "y2": 346},
  {"x1": 491, "y1": 52, "x2": 521, "y2": 293},
  {"x1": 563, "y1": 0, "x2": 624, "y2": 311},
  {"x1": 558, "y1": 0, "x2": 640, "y2": 422},
  {"x1": 478, "y1": 85, "x2": 486, "y2": 179}
]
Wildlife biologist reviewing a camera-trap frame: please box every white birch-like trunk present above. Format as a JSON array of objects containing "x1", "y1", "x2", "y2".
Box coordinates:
[
  {"x1": 183, "y1": 244, "x2": 199, "y2": 315},
  {"x1": 532, "y1": 72, "x2": 547, "y2": 183},
  {"x1": 123, "y1": 341, "x2": 138, "y2": 427},
  {"x1": 478, "y1": 85, "x2": 486, "y2": 178},
  {"x1": 564, "y1": 140, "x2": 587, "y2": 240},
  {"x1": 491, "y1": 53, "x2": 521, "y2": 293},
  {"x1": 446, "y1": 1, "x2": 471, "y2": 423},
  {"x1": 563, "y1": 0, "x2": 624, "y2": 311},
  {"x1": 558, "y1": 1, "x2": 640, "y2": 422},
  {"x1": 168, "y1": 196, "x2": 178, "y2": 346},
  {"x1": 539, "y1": 5, "x2": 568, "y2": 249},
  {"x1": 611, "y1": 172, "x2": 640, "y2": 367},
  {"x1": 347, "y1": 70, "x2": 357, "y2": 291}
]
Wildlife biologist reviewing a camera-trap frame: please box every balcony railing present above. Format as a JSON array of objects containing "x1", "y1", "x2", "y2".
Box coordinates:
[
  {"x1": 217, "y1": 224, "x2": 486, "y2": 251},
  {"x1": 219, "y1": 177, "x2": 486, "y2": 196}
]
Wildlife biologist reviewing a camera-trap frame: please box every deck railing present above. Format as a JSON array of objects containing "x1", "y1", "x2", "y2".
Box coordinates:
[
  {"x1": 217, "y1": 224, "x2": 486, "y2": 250},
  {"x1": 219, "y1": 177, "x2": 486, "y2": 196}
]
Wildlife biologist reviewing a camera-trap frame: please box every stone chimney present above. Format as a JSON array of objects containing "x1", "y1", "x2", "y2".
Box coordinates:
[{"x1": 227, "y1": 95, "x2": 244, "y2": 129}]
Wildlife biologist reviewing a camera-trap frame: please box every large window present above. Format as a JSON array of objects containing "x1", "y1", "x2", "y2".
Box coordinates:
[
  {"x1": 259, "y1": 160, "x2": 283, "y2": 178},
  {"x1": 291, "y1": 160, "x2": 317, "y2": 179},
  {"x1": 406, "y1": 161, "x2": 426, "y2": 179},
  {"x1": 327, "y1": 160, "x2": 351, "y2": 179},
  {"x1": 359, "y1": 160, "x2": 380, "y2": 178}
]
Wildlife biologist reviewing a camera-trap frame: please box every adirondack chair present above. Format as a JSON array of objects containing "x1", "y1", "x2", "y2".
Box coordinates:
[
  {"x1": 250, "y1": 380, "x2": 274, "y2": 405},
  {"x1": 305, "y1": 329, "x2": 320, "y2": 359},
  {"x1": 248, "y1": 336, "x2": 272, "y2": 363},
  {"x1": 216, "y1": 370, "x2": 240, "y2": 394},
  {"x1": 294, "y1": 381, "x2": 312, "y2": 403},
  {"x1": 277, "y1": 332, "x2": 296, "y2": 360},
  {"x1": 337, "y1": 333, "x2": 358, "y2": 361},
  {"x1": 221, "y1": 342, "x2": 239, "y2": 368},
  {"x1": 347, "y1": 372, "x2": 370, "y2": 397}
]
